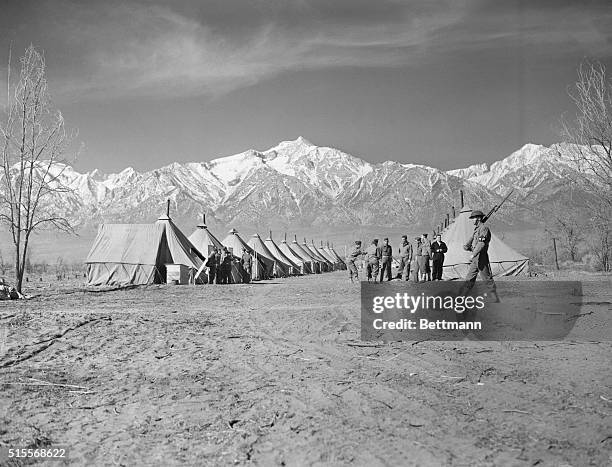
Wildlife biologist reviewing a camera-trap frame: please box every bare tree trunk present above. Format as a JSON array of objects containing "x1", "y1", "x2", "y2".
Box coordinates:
[
  {"x1": 552, "y1": 237, "x2": 559, "y2": 270},
  {"x1": 0, "y1": 45, "x2": 77, "y2": 293}
]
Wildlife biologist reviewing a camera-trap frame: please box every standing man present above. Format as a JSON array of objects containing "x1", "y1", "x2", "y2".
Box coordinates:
[
  {"x1": 205, "y1": 247, "x2": 218, "y2": 284},
  {"x1": 412, "y1": 236, "x2": 422, "y2": 282},
  {"x1": 213, "y1": 247, "x2": 223, "y2": 284},
  {"x1": 347, "y1": 240, "x2": 364, "y2": 283},
  {"x1": 218, "y1": 247, "x2": 231, "y2": 284},
  {"x1": 240, "y1": 248, "x2": 252, "y2": 283},
  {"x1": 379, "y1": 238, "x2": 393, "y2": 281},
  {"x1": 366, "y1": 239, "x2": 380, "y2": 282},
  {"x1": 397, "y1": 235, "x2": 413, "y2": 281},
  {"x1": 420, "y1": 233, "x2": 432, "y2": 281},
  {"x1": 462, "y1": 210, "x2": 498, "y2": 300},
  {"x1": 431, "y1": 234, "x2": 448, "y2": 280}
]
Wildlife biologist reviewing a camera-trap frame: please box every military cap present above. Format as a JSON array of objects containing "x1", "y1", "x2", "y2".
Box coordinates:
[
  {"x1": 355, "y1": 240, "x2": 361, "y2": 245},
  {"x1": 469, "y1": 210, "x2": 485, "y2": 218}
]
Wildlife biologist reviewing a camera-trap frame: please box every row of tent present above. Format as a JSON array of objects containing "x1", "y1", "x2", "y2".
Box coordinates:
[
  {"x1": 85, "y1": 204, "x2": 529, "y2": 286},
  {"x1": 85, "y1": 213, "x2": 346, "y2": 286}
]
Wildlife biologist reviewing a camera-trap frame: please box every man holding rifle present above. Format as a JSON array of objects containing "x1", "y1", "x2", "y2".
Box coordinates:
[
  {"x1": 460, "y1": 191, "x2": 513, "y2": 302},
  {"x1": 462, "y1": 209, "x2": 499, "y2": 301}
]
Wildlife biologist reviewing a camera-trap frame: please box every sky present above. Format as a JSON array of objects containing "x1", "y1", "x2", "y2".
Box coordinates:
[{"x1": 1, "y1": 0, "x2": 611, "y2": 173}]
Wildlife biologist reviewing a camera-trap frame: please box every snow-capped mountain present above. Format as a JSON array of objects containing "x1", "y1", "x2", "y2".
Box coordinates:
[
  {"x1": 6, "y1": 138, "x2": 590, "y2": 231},
  {"x1": 449, "y1": 143, "x2": 593, "y2": 212}
]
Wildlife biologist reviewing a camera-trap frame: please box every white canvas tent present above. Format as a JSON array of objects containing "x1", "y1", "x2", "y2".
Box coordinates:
[
  {"x1": 86, "y1": 214, "x2": 204, "y2": 286},
  {"x1": 188, "y1": 217, "x2": 242, "y2": 283},
  {"x1": 291, "y1": 236, "x2": 321, "y2": 273},
  {"x1": 279, "y1": 235, "x2": 313, "y2": 274},
  {"x1": 304, "y1": 239, "x2": 332, "y2": 272},
  {"x1": 264, "y1": 232, "x2": 301, "y2": 275},
  {"x1": 441, "y1": 207, "x2": 529, "y2": 279},
  {"x1": 248, "y1": 233, "x2": 292, "y2": 278},
  {"x1": 313, "y1": 241, "x2": 338, "y2": 271},
  {"x1": 323, "y1": 244, "x2": 347, "y2": 270},
  {"x1": 222, "y1": 228, "x2": 272, "y2": 281},
  {"x1": 316, "y1": 241, "x2": 344, "y2": 270},
  {"x1": 188, "y1": 216, "x2": 224, "y2": 256}
]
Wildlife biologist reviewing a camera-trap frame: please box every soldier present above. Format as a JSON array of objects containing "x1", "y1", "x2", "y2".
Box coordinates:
[
  {"x1": 397, "y1": 235, "x2": 413, "y2": 281},
  {"x1": 366, "y1": 239, "x2": 380, "y2": 282},
  {"x1": 240, "y1": 248, "x2": 252, "y2": 283},
  {"x1": 419, "y1": 233, "x2": 432, "y2": 281},
  {"x1": 379, "y1": 238, "x2": 393, "y2": 281},
  {"x1": 462, "y1": 210, "x2": 498, "y2": 300},
  {"x1": 412, "y1": 236, "x2": 422, "y2": 282},
  {"x1": 214, "y1": 247, "x2": 223, "y2": 284},
  {"x1": 205, "y1": 247, "x2": 219, "y2": 284},
  {"x1": 431, "y1": 234, "x2": 448, "y2": 280},
  {"x1": 347, "y1": 240, "x2": 364, "y2": 283},
  {"x1": 218, "y1": 247, "x2": 232, "y2": 284}
]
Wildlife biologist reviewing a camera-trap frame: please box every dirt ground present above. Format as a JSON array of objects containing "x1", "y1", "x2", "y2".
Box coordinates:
[{"x1": 0, "y1": 272, "x2": 610, "y2": 466}]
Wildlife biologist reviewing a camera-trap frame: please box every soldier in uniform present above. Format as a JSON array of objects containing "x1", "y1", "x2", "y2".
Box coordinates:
[
  {"x1": 462, "y1": 210, "x2": 498, "y2": 300},
  {"x1": 379, "y1": 238, "x2": 393, "y2": 281},
  {"x1": 205, "y1": 247, "x2": 218, "y2": 284},
  {"x1": 240, "y1": 248, "x2": 252, "y2": 283},
  {"x1": 214, "y1": 247, "x2": 223, "y2": 284},
  {"x1": 396, "y1": 235, "x2": 413, "y2": 281},
  {"x1": 218, "y1": 247, "x2": 232, "y2": 284},
  {"x1": 431, "y1": 234, "x2": 448, "y2": 280},
  {"x1": 419, "y1": 233, "x2": 432, "y2": 281},
  {"x1": 412, "y1": 236, "x2": 422, "y2": 282},
  {"x1": 347, "y1": 240, "x2": 364, "y2": 283},
  {"x1": 366, "y1": 239, "x2": 380, "y2": 282}
]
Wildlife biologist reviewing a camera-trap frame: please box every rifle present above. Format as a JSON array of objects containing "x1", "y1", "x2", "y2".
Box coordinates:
[{"x1": 482, "y1": 189, "x2": 514, "y2": 223}]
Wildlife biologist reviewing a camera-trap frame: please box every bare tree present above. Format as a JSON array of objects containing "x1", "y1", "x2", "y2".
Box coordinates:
[
  {"x1": 543, "y1": 200, "x2": 583, "y2": 262},
  {"x1": 0, "y1": 45, "x2": 77, "y2": 292},
  {"x1": 559, "y1": 62, "x2": 612, "y2": 271}
]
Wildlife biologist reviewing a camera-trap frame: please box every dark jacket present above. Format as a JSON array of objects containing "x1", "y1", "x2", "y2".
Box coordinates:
[
  {"x1": 380, "y1": 244, "x2": 393, "y2": 258},
  {"x1": 206, "y1": 252, "x2": 218, "y2": 269},
  {"x1": 431, "y1": 241, "x2": 448, "y2": 260},
  {"x1": 220, "y1": 251, "x2": 232, "y2": 267}
]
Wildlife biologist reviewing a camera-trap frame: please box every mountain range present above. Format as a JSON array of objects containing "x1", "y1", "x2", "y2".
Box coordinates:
[{"x1": 32, "y1": 137, "x2": 587, "y2": 233}]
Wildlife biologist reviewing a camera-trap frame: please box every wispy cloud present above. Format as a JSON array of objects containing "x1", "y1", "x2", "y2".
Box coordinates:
[
  {"x1": 1, "y1": 0, "x2": 611, "y2": 102},
  {"x1": 48, "y1": 1, "x2": 471, "y2": 100}
]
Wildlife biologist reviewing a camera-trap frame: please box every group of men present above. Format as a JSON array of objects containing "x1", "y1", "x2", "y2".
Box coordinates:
[
  {"x1": 346, "y1": 209, "x2": 497, "y2": 297},
  {"x1": 348, "y1": 233, "x2": 448, "y2": 283},
  {"x1": 204, "y1": 247, "x2": 253, "y2": 284}
]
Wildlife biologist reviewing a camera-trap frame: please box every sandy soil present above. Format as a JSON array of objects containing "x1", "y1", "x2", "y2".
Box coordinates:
[{"x1": 0, "y1": 272, "x2": 610, "y2": 466}]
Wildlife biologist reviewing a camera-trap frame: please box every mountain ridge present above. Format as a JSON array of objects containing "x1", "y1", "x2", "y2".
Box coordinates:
[{"x1": 14, "y1": 137, "x2": 588, "y2": 231}]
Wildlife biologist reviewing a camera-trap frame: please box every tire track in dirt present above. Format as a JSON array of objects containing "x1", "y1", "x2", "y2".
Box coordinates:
[{"x1": 1, "y1": 275, "x2": 610, "y2": 465}]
